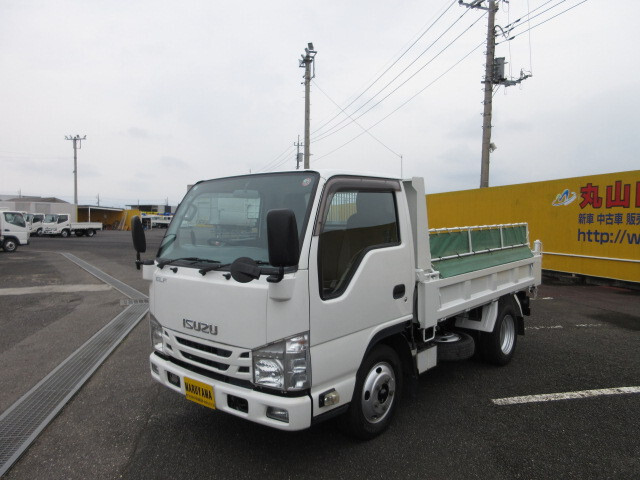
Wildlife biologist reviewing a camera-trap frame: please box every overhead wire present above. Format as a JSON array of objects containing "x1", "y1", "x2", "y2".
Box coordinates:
[
  {"x1": 314, "y1": 39, "x2": 485, "y2": 163},
  {"x1": 313, "y1": 79, "x2": 402, "y2": 159},
  {"x1": 255, "y1": 144, "x2": 296, "y2": 172},
  {"x1": 312, "y1": 7, "x2": 478, "y2": 141},
  {"x1": 503, "y1": 0, "x2": 556, "y2": 29},
  {"x1": 504, "y1": 0, "x2": 570, "y2": 35},
  {"x1": 310, "y1": 0, "x2": 459, "y2": 137},
  {"x1": 498, "y1": 0, "x2": 588, "y2": 44},
  {"x1": 312, "y1": 11, "x2": 486, "y2": 144}
]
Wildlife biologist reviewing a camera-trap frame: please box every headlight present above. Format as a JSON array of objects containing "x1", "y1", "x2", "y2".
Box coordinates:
[
  {"x1": 149, "y1": 313, "x2": 164, "y2": 353},
  {"x1": 252, "y1": 333, "x2": 311, "y2": 392}
]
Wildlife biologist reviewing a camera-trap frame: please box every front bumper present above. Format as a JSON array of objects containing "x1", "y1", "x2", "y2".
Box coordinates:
[{"x1": 150, "y1": 352, "x2": 312, "y2": 431}]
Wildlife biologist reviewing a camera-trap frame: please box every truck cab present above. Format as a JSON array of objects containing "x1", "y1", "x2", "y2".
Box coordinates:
[
  {"x1": 25, "y1": 213, "x2": 45, "y2": 236},
  {"x1": 1, "y1": 211, "x2": 30, "y2": 252},
  {"x1": 43, "y1": 214, "x2": 70, "y2": 236}
]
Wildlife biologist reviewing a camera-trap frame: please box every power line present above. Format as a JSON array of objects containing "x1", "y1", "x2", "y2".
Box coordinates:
[
  {"x1": 504, "y1": 0, "x2": 559, "y2": 29},
  {"x1": 312, "y1": 12, "x2": 486, "y2": 144},
  {"x1": 310, "y1": 0, "x2": 459, "y2": 137},
  {"x1": 498, "y1": 0, "x2": 588, "y2": 44},
  {"x1": 312, "y1": 8, "x2": 478, "y2": 142},
  {"x1": 314, "y1": 40, "x2": 485, "y2": 163},
  {"x1": 255, "y1": 144, "x2": 296, "y2": 172},
  {"x1": 313, "y1": 79, "x2": 402, "y2": 159}
]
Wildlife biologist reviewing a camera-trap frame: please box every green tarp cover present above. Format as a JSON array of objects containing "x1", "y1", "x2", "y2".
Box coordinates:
[
  {"x1": 429, "y1": 225, "x2": 528, "y2": 259},
  {"x1": 431, "y1": 245, "x2": 533, "y2": 278},
  {"x1": 429, "y1": 225, "x2": 531, "y2": 278}
]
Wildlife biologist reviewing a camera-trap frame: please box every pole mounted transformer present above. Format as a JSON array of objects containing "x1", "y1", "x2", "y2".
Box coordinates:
[{"x1": 299, "y1": 43, "x2": 317, "y2": 170}]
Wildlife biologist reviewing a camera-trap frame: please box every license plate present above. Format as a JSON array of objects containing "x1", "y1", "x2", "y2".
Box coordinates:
[{"x1": 184, "y1": 377, "x2": 216, "y2": 409}]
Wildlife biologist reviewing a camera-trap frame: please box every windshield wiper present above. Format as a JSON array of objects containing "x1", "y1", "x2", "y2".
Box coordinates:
[
  {"x1": 198, "y1": 262, "x2": 231, "y2": 276},
  {"x1": 157, "y1": 257, "x2": 221, "y2": 269}
]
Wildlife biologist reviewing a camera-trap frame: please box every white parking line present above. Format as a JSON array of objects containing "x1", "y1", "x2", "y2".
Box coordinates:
[
  {"x1": 0, "y1": 284, "x2": 112, "y2": 296},
  {"x1": 526, "y1": 325, "x2": 563, "y2": 330},
  {"x1": 492, "y1": 386, "x2": 640, "y2": 406}
]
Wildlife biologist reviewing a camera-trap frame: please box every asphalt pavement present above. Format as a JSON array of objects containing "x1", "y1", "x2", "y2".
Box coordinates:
[{"x1": 0, "y1": 231, "x2": 638, "y2": 479}]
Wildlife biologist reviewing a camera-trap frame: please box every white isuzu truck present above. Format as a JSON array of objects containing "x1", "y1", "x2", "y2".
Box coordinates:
[
  {"x1": 131, "y1": 170, "x2": 542, "y2": 439},
  {"x1": 42, "y1": 214, "x2": 103, "y2": 237}
]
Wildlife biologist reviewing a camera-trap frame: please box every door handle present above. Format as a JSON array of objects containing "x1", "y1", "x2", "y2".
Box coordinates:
[{"x1": 393, "y1": 284, "x2": 405, "y2": 299}]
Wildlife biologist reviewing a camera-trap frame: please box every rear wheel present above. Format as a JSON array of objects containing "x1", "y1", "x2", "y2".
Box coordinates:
[
  {"x1": 87, "y1": 229, "x2": 95, "y2": 237},
  {"x1": 343, "y1": 344, "x2": 402, "y2": 440},
  {"x1": 478, "y1": 298, "x2": 518, "y2": 365},
  {"x1": 2, "y1": 238, "x2": 18, "y2": 252},
  {"x1": 75, "y1": 230, "x2": 84, "y2": 237}
]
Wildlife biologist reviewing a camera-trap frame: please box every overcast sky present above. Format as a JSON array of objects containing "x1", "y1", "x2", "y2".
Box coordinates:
[{"x1": 1, "y1": 0, "x2": 637, "y2": 207}]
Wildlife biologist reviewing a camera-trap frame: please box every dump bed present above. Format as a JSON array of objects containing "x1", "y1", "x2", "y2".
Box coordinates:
[{"x1": 417, "y1": 223, "x2": 541, "y2": 333}]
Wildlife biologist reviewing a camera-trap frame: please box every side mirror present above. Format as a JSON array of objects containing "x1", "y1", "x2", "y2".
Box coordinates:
[
  {"x1": 131, "y1": 216, "x2": 147, "y2": 270},
  {"x1": 267, "y1": 209, "x2": 299, "y2": 282}
]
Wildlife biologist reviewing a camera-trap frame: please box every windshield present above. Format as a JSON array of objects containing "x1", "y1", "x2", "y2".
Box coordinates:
[
  {"x1": 44, "y1": 214, "x2": 58, "y2": 223},
  {"x1": 157, "y1": 172, "x2": 319, "y2": 267}
]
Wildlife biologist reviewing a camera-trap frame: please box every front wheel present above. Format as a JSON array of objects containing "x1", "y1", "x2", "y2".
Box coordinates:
[
  {"x1": 2, "y1": 238, "x2": 18, "y2": 252},
  {"x1": 478, "y1": 298, "x2": 518, "y2": 366},
  {"x1": 343, "y1": 344, "x2": 402, "y2": 440},
  {"x1": 36, "y1": 228, "x2": 43, "y2": 236},
  {"x1": 60, "y1": 229, "x2": 69, "y2": 238}
]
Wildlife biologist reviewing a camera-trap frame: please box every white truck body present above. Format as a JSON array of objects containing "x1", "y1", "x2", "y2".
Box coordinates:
[
  {"x1": 24, "y1": 213, "x2": 45, "y2": 236},
  {"x1": 1, "y1": 211, "x2": 30, "y2": 252},
  {"x1": 42, "y1": 214, "x2": 103, "y2": 237},
  {"x1": 142, "y1": 214, "x2": 173, "y2": 229},
  {"x1": 138, "y1": 171, "x2": 542, "y2": 437}
]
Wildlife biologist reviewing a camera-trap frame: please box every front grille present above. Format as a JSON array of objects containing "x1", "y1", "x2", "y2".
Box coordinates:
[
  {"x1": 181, "y1": 351, "x2": 229, "y2": 371},
  {"x1": 164, "y1": 329, "x2": 251, "y2": 382},
  {"x1": 176, "y1": 336, "x2": 232, "y2": 357}
]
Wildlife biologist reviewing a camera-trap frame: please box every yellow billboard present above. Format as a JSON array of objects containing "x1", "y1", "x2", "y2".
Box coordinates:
[{"x1": 426, "y1": 170, "x2": 640, "y2": 283}]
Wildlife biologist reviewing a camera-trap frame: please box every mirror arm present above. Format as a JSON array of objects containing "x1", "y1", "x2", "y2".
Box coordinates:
[
  {"x1": 135, "y1": 257, "x2": 154, "y2": 270},
  {"x1": 266, "y1": 266, "x2": 284, "y2": 283}
]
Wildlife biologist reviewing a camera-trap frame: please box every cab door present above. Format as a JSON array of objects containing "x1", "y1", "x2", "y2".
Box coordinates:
[{"x1": 308, "y1": 177, "x2": 414, "y2": 402}]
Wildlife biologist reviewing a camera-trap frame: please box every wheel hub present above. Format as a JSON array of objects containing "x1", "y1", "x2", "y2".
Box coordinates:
[
  {"x1": 500, "y1": 315, "x2": 516, "y2": 354},
  {"x1": 361, "y1": 362, "x2": 396, "y2": 424}
]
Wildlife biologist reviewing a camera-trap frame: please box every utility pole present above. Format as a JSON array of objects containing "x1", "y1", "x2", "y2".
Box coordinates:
[
  {"x1": 294, "y1": 135, "x2": 303, "y2": 169},
  {"x1": 460, "y1": 0, "x2": 531, "y2": 188},
  {"x1": 480, "y1": 0, "x2": 496, "y2": 188},
  {"x1": 65, "y1": 135, "x2": 87, "y2": 204},
  {"x1": 299, "y1": 43, "x2": 316, "y2": 169}
]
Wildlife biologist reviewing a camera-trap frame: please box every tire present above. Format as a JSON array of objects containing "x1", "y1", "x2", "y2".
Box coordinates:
[
  {"x1": 2, "y1": 238, "x2": 18, "y2": 252},
  {"x1": 75, "y1": 230, "x2": 84, "y2": 237},
  {"x1": 36, "y1": 228, "x2": 43, "y2": 236},
  {"x1": 60, "y1": 229, "x2": 69, "y2": 238},
  {"x1": 478, "y1": 297, "x2": 518, "y2": 366},
  {"x1": 87, "y1": 229, "x2": 95, "y2": 237},
  {"x1": 343, "y1": 344, "x2": 402, "y2": 440},
  {"x1": 435, "y1": 331, "x2": 475, "y2": 362}
]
